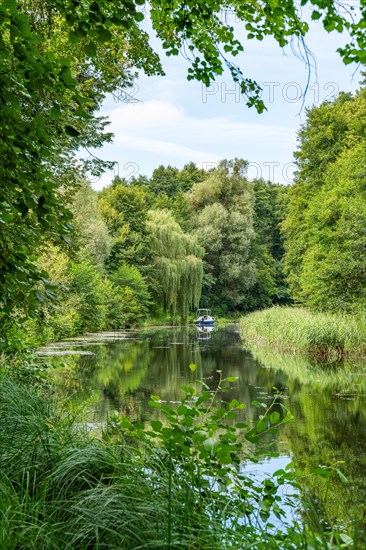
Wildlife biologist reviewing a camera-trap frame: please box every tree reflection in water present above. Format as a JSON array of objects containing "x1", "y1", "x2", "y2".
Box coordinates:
[{"x1": 50, "y1": 325, "x2": 366, "y2": 531}]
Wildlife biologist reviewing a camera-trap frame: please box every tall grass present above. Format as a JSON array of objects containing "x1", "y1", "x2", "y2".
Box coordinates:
[
  {"x1": 0, "y1": 380, "x2": 220, "y2": 549},
  {"x1": 0, "y1": 377, "x2": 363, "y2": 548},
  {"x1": 240, "y1": 306, "x2": 366, "y2": 357}
]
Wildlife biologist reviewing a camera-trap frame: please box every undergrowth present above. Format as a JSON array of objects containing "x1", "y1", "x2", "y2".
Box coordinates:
[{"x1": 0, "y1": 367, "x2": 363, "y2": 548}]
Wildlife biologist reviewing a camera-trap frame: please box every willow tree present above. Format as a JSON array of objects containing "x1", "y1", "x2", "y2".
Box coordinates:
[
  {"x1": 146, "y1": 210, "x2": 203, "y2": 323},
  {"x1": 188, "y1": 159, "x2": 255, "y2": 312}
]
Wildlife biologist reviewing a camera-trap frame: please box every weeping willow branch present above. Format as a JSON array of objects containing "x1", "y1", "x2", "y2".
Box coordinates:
[{"x1": 147, "y1": 209, "x2": 204, "y2": 322}]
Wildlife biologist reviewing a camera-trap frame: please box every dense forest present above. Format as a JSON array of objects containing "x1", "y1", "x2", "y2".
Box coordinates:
[
  {"x1": 283, "y1": 81, "x2": 366, "y2": 312},
  {"x1": 3, "y1": 78, "x2": 366, "y2": 352},
  {"x1": 1, "y1": 0, "x2": 366, "y2": 353},
  {"x1": 0, "y1": 158, "x2": 289, "y2": 351}
]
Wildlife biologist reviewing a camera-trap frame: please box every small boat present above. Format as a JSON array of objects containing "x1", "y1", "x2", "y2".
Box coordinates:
[{"x1": 195, "y1": 308, "x2": 215, "y2": 325}]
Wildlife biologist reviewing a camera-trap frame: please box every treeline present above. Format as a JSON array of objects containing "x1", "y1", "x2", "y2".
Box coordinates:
[
  {"x1": 5, "y1": 78, "x2": 366, "y2": 352},
  {"x1": 283, "y1": 81, "x2": 366, "y2": 312},
  {"x1": 1, "y1": 159, "x2": 290, "y2": 351}
]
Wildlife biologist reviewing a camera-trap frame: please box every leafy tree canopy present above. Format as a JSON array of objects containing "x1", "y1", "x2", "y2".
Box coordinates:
[
  {"x1": 146, "y1": 209, "x2": 203, "y2": 322},
  {"x1": 283, "y1": 84, "x2": 366, "y2": 310},
  {"x1": 1, "y1": 0, "x2": 364, "y2": 319},
  {"x1": 189, "y1": 159, "x2": 255, "y2": 311}
]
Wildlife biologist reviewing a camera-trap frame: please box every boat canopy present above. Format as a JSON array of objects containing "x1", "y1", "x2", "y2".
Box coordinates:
[{"x1": 196, "y1": 308, "x2": 211, "y2": 314}]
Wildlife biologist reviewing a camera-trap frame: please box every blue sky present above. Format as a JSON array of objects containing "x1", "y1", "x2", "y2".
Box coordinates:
[{"x1": 90, "y1": 10, "x2": 361, "y2": 189}]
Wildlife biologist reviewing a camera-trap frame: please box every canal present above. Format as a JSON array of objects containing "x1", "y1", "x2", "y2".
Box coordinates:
[{"x1": 41, "y1": 323, "x2": 366, "y2": 529}]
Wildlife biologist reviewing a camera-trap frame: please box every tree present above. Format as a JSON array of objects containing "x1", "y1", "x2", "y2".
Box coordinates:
[
  {"x1": 188, "y1": 159, "x2": 255, "y2": 312},
  {"x1": 283, "y1": 85, "x2": 366, "y2": 310},
  {"x1": 69, "y1": 180, "x2": 112, "y2": 271},
  {"x1": 1, "y1": 0, "x2": 365, "y2": 323},
  {"x1": 0, "y1": 0, "x2": 161, "y2": 320},
  {"x1": 111, "y1": 263, "x2": 151, "y2": 316},
  {"x1": 244, "y1": 180, "x2": 290, "y2": 310},
  {"x1": 98, "y1": 178, "x2": 153, "y2": 270},
  {"x1": 146, "y1": 209, "x2": 203, "y2": 322},
  {"x1": 143, "y1": 163, "x2": 205, "y2": 230}
]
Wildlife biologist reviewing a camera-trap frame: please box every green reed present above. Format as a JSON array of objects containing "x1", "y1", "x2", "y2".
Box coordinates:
[{"x1": 240, "y1": 306, "x2": 366, "y2": 357}]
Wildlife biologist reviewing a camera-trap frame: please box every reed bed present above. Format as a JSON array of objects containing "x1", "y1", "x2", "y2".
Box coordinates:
[{"x1": 240, "y1": 307, "x2": 366, "y2": 357}]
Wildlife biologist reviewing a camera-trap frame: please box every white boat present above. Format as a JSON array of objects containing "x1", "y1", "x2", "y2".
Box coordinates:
[{"x1": 195, "y1": 308, "x2": 215, "y2": 325}]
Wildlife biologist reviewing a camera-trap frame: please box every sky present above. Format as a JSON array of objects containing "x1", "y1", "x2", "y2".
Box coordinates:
[{"x1": 89, "y1": 7, "x2": 361, "y2": 189}]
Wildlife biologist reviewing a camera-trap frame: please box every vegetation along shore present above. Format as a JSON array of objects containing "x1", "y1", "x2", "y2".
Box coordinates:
[
  {"x1": 1, "y1": 0, "x2": 366, "y2": 547},
  {"x1": 240, "y1": 307, "x2": 366, "y2": 358}
]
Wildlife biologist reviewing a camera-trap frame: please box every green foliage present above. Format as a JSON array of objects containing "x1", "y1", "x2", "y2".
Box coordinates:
[
  {"x1": 147, "y1": 162, "x2": 206, "y2": 198},
  {"x1": 283, "y1": 87, "x2": 366, "y2": 310},
  {"x1": 240, "y1": 306, "x2": 366, "y2": 357},
  {"x1": 99, "y1": 178, "x2": 152, "y2": 269},
  {"x1": 148, "y1": 0, "x2": 366, "y2": 111},
  {"x1": 118, "y1": 286, "x2": 145, "y2": 328},
  {"x1": 189, "y1": 159, "x2": 256, "y2": 311},
  {"x1": 111, "y1": 263, "x2": 150, "y2": 314},
  {"x1": 245, "y1": 180, "x2": 290, "y2": 310},
  {"x1": 68, "y1": 261, "x2": 106, "y2": 332},
  {"x1": 1, "y1": 0, "x2": 365, "y2": 329},
  {"x1": 68, "y1": 180, "x2": 112, "y2": 270},
  {"x1": 147, "y1": 209, "x2": 204, "y2": 322},
  {"x1": 100, "y1": 279, "x2": 142, "y2": 328},
  {"x1": 0, "y1": 374, "x2": 360, "y2": 548}
]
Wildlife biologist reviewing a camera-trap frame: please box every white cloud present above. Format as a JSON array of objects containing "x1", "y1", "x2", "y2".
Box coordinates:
[
  {"x1": 105, "y1": 99, "x2": 293, "y2": 147},
  {"x1": 114, "y1": 134, "x2": 219, "y2": 163}
]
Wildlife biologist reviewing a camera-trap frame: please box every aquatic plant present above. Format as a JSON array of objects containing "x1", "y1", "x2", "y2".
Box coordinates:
[{"x1": 240, "y1": 306, "x2": 366, "y2": 357}]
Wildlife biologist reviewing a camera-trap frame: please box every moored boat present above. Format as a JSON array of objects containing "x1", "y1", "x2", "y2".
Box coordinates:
[{"x1": 195, "y1": 308, "x2": 215, "y2": 325}]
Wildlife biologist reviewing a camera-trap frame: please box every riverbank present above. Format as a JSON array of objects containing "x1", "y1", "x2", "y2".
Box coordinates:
[
  {"x1": 239, "y1": 307, "x2": 366, "y2": 357},
  {"x1": 0, "y1": 376, "x2": 305, "y2": 549},
  {"x1": 2, "y1": 374, "x2": 362, "y2": 549},
  {"x1": 2, "y1": 326, "x2": 365, "y2": 548}
]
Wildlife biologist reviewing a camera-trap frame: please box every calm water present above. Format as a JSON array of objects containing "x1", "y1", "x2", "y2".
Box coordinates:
[{"x1": 46, "y1": 324, "x2": 366, "y2": 527}]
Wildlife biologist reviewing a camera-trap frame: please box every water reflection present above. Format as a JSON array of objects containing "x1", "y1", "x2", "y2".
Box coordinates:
[
  {"x1": 196, "y1": 325, "x2": 215, "y2": 340},
  {"x1": 49, "y1": 325, "x2": 366, "y2": 531},
  {"x1": 245, "y1": 344, "x2": 366, "y2": 532}
]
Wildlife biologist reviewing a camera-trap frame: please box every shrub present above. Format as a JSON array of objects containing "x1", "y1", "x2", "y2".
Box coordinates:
[
  {"x1": 111, "y1": 262, "x2": 151, "y2": 314},
  {"x1": 69, "y1": 261, "x2": 107, "y2": 332}
]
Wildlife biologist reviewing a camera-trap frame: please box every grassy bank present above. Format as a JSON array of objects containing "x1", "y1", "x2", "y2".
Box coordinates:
[
  {"x1": 1, "y1": 371, "x2": 361, "y2": 549},
  {"x1": 240, "y1": 307, "x2": 366, "y2": 357}
]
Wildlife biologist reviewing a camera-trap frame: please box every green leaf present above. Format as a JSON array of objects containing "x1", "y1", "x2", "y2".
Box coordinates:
[
  {"x1": 0, "y1": 211, "x2": 14, "y2": 223},
  {"x1": 65, "y1": 125, "x2": 80, "y2": 137},
  {"x1": 310, "y1": 467, "x2": 332, "y2": 479},
  {"x1": 339, "y1": 533, "x2": 354, "y2": 546},
  {"x1": 235, "y1": 422, "x2": 248, "y2": 429},
  {"x1": 85, "y1": 42, "x2": 97, "y2": 57},
  {"x1": 188, "y1": 363, "x2": 197, "y2": 372},
  {"x1": 150, "y1": 420, "x2": 162, "y2": 432},
  {"x1": 97, "y1": 28, "x2": 112, "y2": 43},
  {"x1": 311, "y1": 11, "x2": 322, "y2": 21},
  {"x1": 150, "y1": 395, "x2": 161, "y2": 402},
  {"x1": 134, "y1": 12, "x2": 144, "y2": 22},
  {"x1": 68, "y1": 31, "x2": 79, "y2": 44},
  {"x1": 335, "y1": 468, "x2": 348, "y2": 484},
  {"x1": 255, "y1": 419, "x2": 268, "y2": 433},
  {"x1": 269, "y1": 411, "x2": 280, "y2": 424}
]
